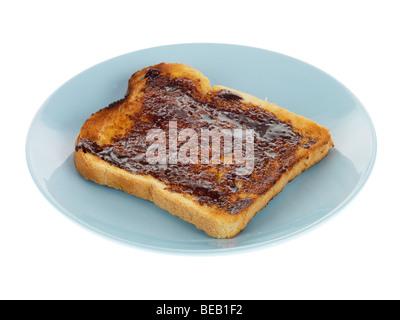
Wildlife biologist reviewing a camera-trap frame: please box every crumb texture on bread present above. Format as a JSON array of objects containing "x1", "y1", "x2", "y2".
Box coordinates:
[{"x1": 74, "y1": 63, "x2": 334, "y2": 238}]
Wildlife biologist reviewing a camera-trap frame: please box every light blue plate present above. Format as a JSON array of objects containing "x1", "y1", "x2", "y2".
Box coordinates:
[{"x1": 26, "y1": 43, "x2": 377, "y2": 254}]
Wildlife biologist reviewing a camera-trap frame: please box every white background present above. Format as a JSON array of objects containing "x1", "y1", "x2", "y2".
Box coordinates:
[{"x1": 1, "y1": 0, "x2": 399, "y2": 300}]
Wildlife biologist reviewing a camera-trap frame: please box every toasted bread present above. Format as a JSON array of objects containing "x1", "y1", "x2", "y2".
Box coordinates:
[{"x1": 74, "y1": 63, "x2": 334, "y2": 239}]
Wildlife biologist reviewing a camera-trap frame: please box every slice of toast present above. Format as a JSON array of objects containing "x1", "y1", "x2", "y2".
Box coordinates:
[{"x1": 74, "y1": 63, "x2": 334, "y2": 239}]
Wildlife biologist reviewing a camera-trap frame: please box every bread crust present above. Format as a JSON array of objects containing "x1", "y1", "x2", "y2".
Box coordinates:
[{"x1": 74, "y1": 63, "x2": 334, "y2": 239}]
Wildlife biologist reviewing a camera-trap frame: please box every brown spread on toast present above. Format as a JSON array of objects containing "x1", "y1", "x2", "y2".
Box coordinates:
[{"x1": 76, "y1": 67, "x2": 319, "y2": 214}]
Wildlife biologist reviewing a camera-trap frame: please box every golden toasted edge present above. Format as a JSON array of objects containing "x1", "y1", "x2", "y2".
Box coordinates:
[
  {"x1": 74, "y1": 150, "x2": 242, "y2": 238},
  {"x1": 76, "y1": 63, "x2": 211, "y2": 146},
  {"x1": 74, "y1": 62, "x2": 334, "y2": 238},
  {"x1": 212, "y1": 85, "x2": 334, "y2": 150},
  {"x1": 74, "y1": 140, "x2": 330, "y2": 239}
]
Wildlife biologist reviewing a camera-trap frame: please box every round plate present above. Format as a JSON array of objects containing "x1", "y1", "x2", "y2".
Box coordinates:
[{"x1": 26, "y1": 43, "x2": 377, "y2": 253}]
